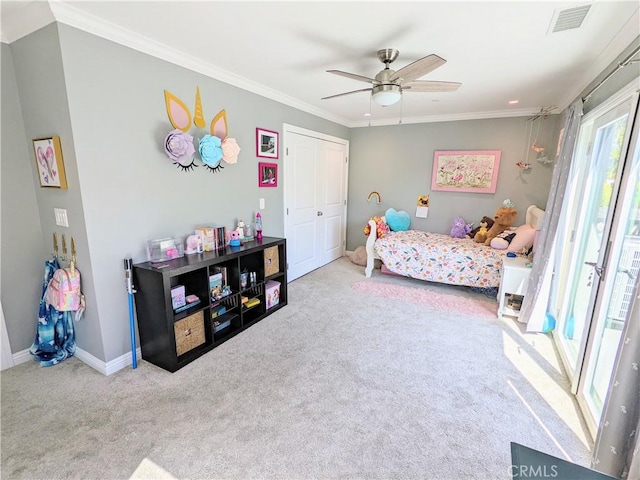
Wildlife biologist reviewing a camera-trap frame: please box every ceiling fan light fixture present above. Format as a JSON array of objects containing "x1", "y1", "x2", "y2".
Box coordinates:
[{"x1": 372, "y1": 84, "x2": 401, "y2": 106}]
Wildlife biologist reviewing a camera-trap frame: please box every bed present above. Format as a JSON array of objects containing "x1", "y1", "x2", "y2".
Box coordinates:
[{"x1": 364, "y1": 205, "x2": 545, "y2": 288}]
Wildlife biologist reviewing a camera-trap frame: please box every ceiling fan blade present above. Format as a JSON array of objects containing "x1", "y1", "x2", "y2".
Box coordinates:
[
  {"x1": 389, "y1": 54, "x2": 446, "y2": 82},
  {"x1": 321, "y1": 88, "x2": 373, "y2": 100},
  {"x1": 402, "y1": 81, "x2": 461, "y2": 92},
  {"x1": 327, "y1": 70, "x2": 376, "y2": 84}
]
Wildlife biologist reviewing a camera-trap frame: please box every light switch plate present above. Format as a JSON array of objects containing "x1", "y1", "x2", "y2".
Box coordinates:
[
  {"x1": 54, "y1": 208, "x2": 69, "y2": 227},
  {"x1": 259, "y1": 198, "x2": 265, "y2": 210}
]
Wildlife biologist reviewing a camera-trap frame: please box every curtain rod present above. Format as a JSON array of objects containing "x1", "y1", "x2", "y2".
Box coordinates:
[{"x1": 582, "y1": 44, "x2": 640, "y2": 103}]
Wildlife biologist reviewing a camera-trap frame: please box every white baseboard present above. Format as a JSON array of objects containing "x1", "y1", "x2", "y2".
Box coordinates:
[
  {"x1": 76, "y1": 347, "x2": 142, "y2": 376},
  {"x1": 12, "y1": 349, "x2": 32, "y2": 366},
  {"x1": 346, "y1": 250, "x2": 354, "y2": 256},
  {"x1": 12, "y1": 346, "x2": 141, "y2": 376}
]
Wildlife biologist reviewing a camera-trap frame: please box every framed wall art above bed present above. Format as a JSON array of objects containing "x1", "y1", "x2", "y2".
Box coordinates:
[{"x1": 431, "y1": 150, "x2": 501, "y2": 194}]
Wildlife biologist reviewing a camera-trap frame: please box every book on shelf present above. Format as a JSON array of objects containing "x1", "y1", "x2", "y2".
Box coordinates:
[
  {"x1": 212, "y1": 265, "x2": 228, "y2": 286},
  {"x1": 211, "y1": 305, "x2": 227, "y2": 319},
  {"x1": 244, "y1": 297, "x2": 260, "y2": 309},
  {"x1": 186, "y1": 294, "x2": 199, "y2": 304},
  {"x1": 209, "y1": 272, "x2": 223, "y2": 301},
  {"x1": 213, "y1": 319, "x2": 231, "y2": 332},
  {"x1": 170, "y1": 285, "x2": 186, "y2": 310},
  {"x1": 174, "y1": 298, "x2": 200, "y2": 313}
]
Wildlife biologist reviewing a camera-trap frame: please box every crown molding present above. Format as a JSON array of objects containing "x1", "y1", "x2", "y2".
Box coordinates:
[
  {"x1": 6, "y1": 1, "x2": 585, "y2": 128},
  {"x1": 556, "y1": 7, "x2": 640, "y2": 111},
  {"x1": 48, "y1": 1, "x2": 352, "y2": 128},
  {"x1": 349, "y1": 107, "x2": 551, "y2": 128},
  {"x1": 0, "y1": 1, "x2": 55, "y2": 44}
]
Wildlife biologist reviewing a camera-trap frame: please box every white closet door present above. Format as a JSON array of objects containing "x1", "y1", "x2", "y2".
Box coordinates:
[{"x1": 284, "y1": 126, "x2": 348, "y2": 281}]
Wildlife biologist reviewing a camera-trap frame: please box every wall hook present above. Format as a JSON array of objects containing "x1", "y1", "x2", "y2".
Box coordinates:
[
  {"x1": 61, "y1": 234, "x2": 68, "y2": 262},
  {"x1": 53, "y1": 232, "x2": 59, "y2": 257}
]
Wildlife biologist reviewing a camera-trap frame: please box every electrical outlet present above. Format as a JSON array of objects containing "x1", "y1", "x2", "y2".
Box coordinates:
[{"x1": 259, "y1": 198, "x2": 265, "y2": 210}]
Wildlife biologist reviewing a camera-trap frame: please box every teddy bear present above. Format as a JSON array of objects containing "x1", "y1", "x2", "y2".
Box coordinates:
[
  {"x1": 350, "y1": 245, "x2": 368, "y2": 266},
  {"x1": 468, "y1": 216, "x2": 495, "y2": 243},
  {"x1": 484, "y1": 207, "x2": 518, "y2": 246},
  {"x1": 450, "y1": 217, "x2": 471, "y2": 238}
]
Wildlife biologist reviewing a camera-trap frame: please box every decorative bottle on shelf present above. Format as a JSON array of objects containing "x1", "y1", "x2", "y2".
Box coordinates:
[{"x1": 255, "y1": 212, "x2": 263, "y2": 240}]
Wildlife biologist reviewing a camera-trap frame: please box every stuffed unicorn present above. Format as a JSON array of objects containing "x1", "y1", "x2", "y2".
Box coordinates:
[{"x1": 450, "y1": 217, "x2": 472, "y2": 238}]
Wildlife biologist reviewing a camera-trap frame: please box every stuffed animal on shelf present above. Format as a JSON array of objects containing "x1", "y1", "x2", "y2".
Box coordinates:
[
  {"x1": 469, "y1": 216, "x2": 495, "y2": 242},
  {"x1": 450, "y1": 217, "x2": 472, "y2": 238},
  {"x1": 229, "y1": 230, "x2": 241, "y2": 247},
  {"x1": 484, "y1": 206, "x2": 518, "y2": 246}
]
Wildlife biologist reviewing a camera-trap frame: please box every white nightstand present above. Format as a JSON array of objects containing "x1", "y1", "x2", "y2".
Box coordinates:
[{"x1": 498, "y1": 255, "x2": 532, "y2": 319}]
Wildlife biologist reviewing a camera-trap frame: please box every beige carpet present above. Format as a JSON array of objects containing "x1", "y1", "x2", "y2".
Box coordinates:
[{"x1": 1, "y1": 257, "x2": 592, "y2": 479}]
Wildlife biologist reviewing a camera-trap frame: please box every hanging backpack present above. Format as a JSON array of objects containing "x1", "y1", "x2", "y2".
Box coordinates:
[{"x1": 45, "y1": 266, "x2": 81, "y2": 311}]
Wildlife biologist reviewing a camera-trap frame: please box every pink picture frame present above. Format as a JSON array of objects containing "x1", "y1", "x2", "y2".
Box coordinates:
[
  {"x1": 256, "y1": 128, "x2": 279, "y2": 159},
  {"x1": 431, "y1": 150, "x2": 501, "y2": 193},
  {"x1": 258, "y1": 162, "x2": 278, "y2": 188}
]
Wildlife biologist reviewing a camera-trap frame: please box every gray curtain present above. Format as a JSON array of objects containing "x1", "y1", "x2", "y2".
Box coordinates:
[
  {"x1": 592, "y1": 273, "x2": 640, "y2": 479},
  {"x1": 521, "y1": 99, "x2": 584, "y2": 331}
]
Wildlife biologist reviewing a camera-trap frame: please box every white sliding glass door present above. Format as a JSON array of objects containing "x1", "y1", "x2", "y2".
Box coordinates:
[
  {"x1": 577, "y1": 109, "x2": 640, "y2": 435},
  {"x1": 549, "y1": 88, "x2": 638, "y2": 436}
]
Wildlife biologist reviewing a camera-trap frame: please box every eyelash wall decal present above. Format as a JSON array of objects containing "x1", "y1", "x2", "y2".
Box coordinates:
[
  {"x1": 175, "y1": 160, "x2": 197, "y2": 172},
  {"x1": 204, "y1": 163, "x2": 224, "y2": 174}
]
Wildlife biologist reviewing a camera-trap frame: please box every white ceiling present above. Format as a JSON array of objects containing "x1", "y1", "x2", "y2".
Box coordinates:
[{"x1": 2, "y1": 1, "x2": 639, "y2": 127}]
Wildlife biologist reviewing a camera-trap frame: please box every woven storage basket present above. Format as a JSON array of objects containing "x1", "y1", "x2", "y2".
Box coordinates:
[
  {"x1": 174, "y1": 310, "x2": 205, "y2": 356},
  {"x1": 264, "y1": 246, "x2": 279, "y2": 277}
]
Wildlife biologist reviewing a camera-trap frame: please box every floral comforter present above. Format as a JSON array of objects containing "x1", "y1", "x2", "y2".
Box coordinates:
[{"x1": 374, "y1": 230, "x2": 506, "y2": 288}]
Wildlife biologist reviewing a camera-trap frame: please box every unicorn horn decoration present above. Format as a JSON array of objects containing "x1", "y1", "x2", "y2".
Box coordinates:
[{"x1": 194, "y1": 86, "x2": 205, "y2": 128}]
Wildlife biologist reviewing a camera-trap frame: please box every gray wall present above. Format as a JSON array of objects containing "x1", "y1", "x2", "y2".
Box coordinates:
[
  {"x1": 9, "y1": 24, "x2": 105, "y2": 360},
  {"x1": 6, "y1": 21, "x2": 631, "y2": 367},
  {"x1": 2, "y1": 24, "x2": 349, "y2": 362},
  {"x1": 0, "y1": 43, "x2": 46, "y2": 352},
  {"x1": 346, "y1": 116, "x2": 559, "y2": 250}
]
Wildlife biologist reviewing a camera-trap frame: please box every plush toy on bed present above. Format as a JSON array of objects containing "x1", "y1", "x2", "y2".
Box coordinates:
[
  {"x1": 450, "y1": 217, "x2": 472, "y2": 238},
  {"x1": 484, "y1": 205, "x2": 518, "y2": 246},
  {"x1": 363, "y1": 216, "x2": 390, "y2": 238},
  {"x1": 385, "y1": 208, "x2": 410, "y2": 232},
  {"x1": 490, "y1": 230, "x2": 517, "y2": 249},
  {"x1": 469, "y1": 216, "x2": 495, "y2": 243}
]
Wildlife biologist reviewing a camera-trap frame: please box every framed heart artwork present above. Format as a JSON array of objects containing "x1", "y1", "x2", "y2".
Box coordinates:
[{"x1": 33, "y1": 136, "x2": 68, "y2": 189}]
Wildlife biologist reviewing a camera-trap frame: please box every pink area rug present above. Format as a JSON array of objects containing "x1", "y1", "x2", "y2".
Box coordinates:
[{"x1": 351, "y1": 281, "x2": 497, "y2": 318}]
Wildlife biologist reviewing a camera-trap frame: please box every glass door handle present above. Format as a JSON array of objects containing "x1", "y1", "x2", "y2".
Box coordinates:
[
  {"x1": 618, "y1": 268, "x2": 636, "y2": 279},
  {"x1": 585, "y1": 261, "x2": 603, "y2": 276}
]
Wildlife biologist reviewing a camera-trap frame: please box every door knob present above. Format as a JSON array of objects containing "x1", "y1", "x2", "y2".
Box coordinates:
[{"x1": 317, "y1": 211, "x2": 323, "y2": 216}]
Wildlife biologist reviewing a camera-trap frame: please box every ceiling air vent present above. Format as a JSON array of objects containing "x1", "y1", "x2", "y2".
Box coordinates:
[{"x1": 549, "y1": 4, "x2": 592, "y2": 33}]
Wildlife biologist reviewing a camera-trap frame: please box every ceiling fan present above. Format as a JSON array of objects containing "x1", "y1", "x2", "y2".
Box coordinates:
[{"x1": 322, "y1": 48, "x2": 461, "y2": 106}]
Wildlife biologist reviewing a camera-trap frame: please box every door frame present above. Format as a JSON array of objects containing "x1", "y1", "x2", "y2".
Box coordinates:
[
  {"x1": 553, "y1": 80, "x2": 639, "y2": 389},
  {"x1": 575, "y1": 93, "x2": 639, "y2": 437},
  {"x1": 1, "y1": 301, "x2": 14, "y2": 371},
  {"x1": 282, "y1": 124, "x2": 349, "y2": 280}
]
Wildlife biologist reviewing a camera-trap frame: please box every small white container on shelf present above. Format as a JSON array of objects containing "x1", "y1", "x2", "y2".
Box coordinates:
[{"x1": 147, "y1": 237, "x2": 184, "y2": 263}]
